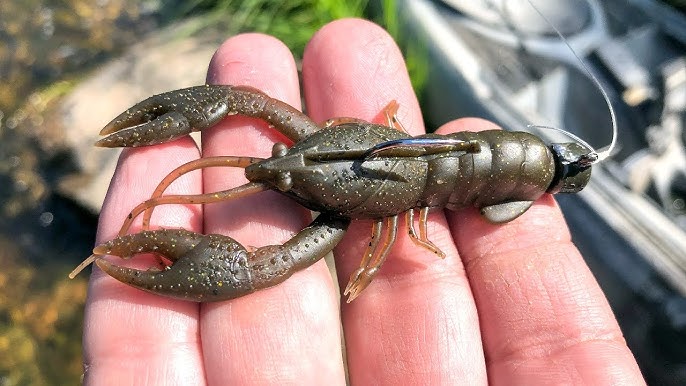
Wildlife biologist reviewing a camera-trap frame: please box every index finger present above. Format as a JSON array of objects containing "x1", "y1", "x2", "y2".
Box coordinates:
[{"x1": 83, "y1": 139, "x2": 205, "y2": 384}]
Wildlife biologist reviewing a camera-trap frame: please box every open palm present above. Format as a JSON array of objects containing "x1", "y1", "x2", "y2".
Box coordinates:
[{"x1": 82, "y1": 19, "x2": 644, "y2": 385}]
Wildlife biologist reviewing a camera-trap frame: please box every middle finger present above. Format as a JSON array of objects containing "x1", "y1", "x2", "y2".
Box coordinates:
[{"x1": 303, "y1": 19, "x2": 487, "y2": 385}]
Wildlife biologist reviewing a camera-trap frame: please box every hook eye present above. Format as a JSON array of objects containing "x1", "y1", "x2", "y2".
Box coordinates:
[
  {"x1": 548, "y1": 143, "x2": 594, "y2": 193},
  {"x1": 551, "y1": 143, "x2": 596, "y2": 166}
]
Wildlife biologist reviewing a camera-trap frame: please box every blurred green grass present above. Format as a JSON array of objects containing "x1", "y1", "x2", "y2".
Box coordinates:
[{"x1": 157, "y1": 0, "x2": 427, "y2": 91}]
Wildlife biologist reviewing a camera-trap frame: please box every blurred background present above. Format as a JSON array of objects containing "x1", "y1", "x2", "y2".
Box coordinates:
[{"x1": 0, "y1": 0, "x2": 684, "y2": 384}]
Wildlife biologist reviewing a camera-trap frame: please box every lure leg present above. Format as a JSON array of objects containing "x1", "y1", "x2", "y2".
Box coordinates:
[
  {"x1": 343, "y1": 219, "x2": 383, "y2": 294},
  {"x1": 383, "y1": 100, "x2": 408, "y2": 134},
  {"x1": 406, "y1": 207, "x2": 446, "y2": 258},
  {"x1": 322, "y1": 101, "x2": 406, "y2": 134},
  {"x1": 320, "y1": 117, "x2": 370, "y2": 128},
  {"x1": 344, "y1": 215, "x2": 399, "y2": 302}
]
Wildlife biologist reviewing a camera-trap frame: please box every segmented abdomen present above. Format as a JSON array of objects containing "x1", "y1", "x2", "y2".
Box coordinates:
[{"x1": 423, "y1": 130, "x2": 556, "y2": 210}]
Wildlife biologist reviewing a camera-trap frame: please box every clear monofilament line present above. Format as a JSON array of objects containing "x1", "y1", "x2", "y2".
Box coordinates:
[{"x1": 525, "y1": 0, "x2": 618, "y2": 164}]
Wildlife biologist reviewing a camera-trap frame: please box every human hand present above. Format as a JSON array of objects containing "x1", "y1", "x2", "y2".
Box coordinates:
[{"x1": 82, "y1": 19, "x2": 645, "y2": 385}]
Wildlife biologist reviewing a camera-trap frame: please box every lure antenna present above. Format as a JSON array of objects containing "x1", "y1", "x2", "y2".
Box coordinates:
[{"x1": 525, "y1": 0, "x2": 618, "y2": 164}]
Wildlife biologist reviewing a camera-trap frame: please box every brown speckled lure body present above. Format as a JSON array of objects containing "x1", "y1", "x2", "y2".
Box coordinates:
[{"x1": 71, "y1": 85, "x2": 594, "y2": 302}]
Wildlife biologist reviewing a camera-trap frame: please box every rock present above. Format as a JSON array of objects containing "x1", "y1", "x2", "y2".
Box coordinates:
[{"x1": 58, "y1": 20, "x2": 226, "y2": 213}]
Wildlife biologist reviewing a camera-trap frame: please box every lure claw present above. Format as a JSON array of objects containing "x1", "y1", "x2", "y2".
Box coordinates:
[
  {"x1": 97, "y1": 85, "x2": 233, "y2": 147},
  {"x1": 75, "y1": 215, "x2": 349, "y2": 302}
]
